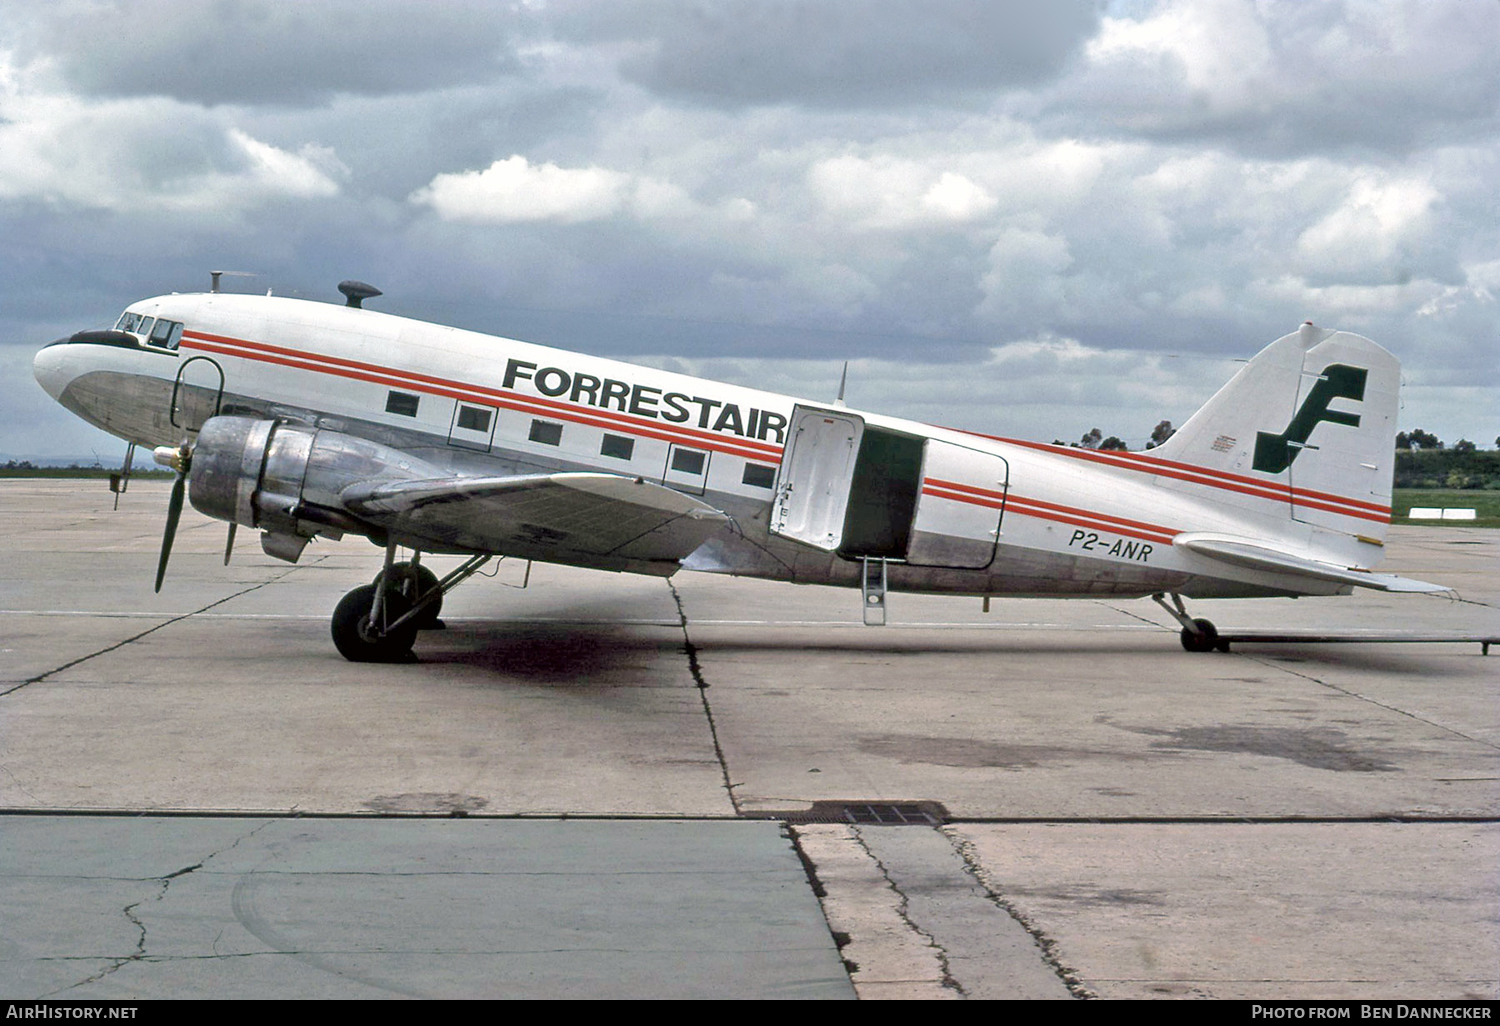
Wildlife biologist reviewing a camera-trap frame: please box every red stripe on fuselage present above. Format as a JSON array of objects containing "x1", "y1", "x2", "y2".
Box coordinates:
[
  {"x1": 182, "y1": 330, "x2": 785, "y2": 463},
  {"x1": 922, "y1": 478, "x2": 1178, "y2": 545},
  {"x1": 954, "y1": 431, "x2": 1389, "y2": 522}
]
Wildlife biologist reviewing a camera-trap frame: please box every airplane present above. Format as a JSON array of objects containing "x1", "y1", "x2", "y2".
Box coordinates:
[{"x1": 31, "y1": 278, "x2": 1449, "y2": 662}]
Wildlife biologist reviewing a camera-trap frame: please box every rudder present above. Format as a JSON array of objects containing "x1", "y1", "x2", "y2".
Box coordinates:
[{"x1": 1151, "y1": 322, "x2": 1398, "y2": 548}]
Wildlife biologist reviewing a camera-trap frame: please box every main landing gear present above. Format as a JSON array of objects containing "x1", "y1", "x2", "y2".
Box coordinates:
[
  {"x1": 1152, "y1": 592, "x2": 1228, "y2": 653},
  {"x1": 330, "y1": 544, "x2": 493, "y2": 662}
]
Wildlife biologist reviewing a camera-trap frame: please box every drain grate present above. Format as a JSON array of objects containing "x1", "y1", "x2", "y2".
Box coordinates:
[
  {"x1": 756, "y1": 800, "x2": 948, "y2": 826},
  {"x1": 842, "y1": 803, "x2": 942, "y2": 825}
]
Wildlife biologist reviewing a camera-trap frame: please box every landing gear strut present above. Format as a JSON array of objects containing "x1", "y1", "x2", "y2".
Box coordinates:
[
  {"x1": 1152, "y1": 592, "x2": 1228, "y2": 653},
  {"x1": 330, "y1": 545, "x2": 492, "y2": 662},
  {"x1": 374, "y1": 559, "x2": 443, "y2": 629}
]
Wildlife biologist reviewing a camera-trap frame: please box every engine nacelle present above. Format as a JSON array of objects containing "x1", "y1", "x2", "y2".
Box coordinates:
[{"x1": 188, "y1": 416, "x2": 442, "y2": 560}]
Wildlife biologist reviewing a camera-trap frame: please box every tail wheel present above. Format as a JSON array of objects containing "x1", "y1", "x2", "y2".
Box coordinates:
[
  {"x1": 1179, "y1": 618, "x2": 1220, "y2": 653},
  {"x1": 332, "y1": 584, "x2": 419, "y2": 662},
  {"x1": 373, "y1": 561, "x2": 443, "y2": 629}
]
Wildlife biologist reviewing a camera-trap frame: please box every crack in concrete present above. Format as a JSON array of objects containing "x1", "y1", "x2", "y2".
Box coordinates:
[
  {"x1": 940, "y1": 827, "x2": 1094, "y2": 1000},
  {"x1": 850, "y1": 824, "x2": 965, "y2": 997},
  {"x1": 43, "y1": 819, "x2": 277, "y2": 997},
  {"x1": 1, "y1": 558, "x2": 325, "y2": 698},
  {"x1": 1108, "y1": 598, "x2": 1500, "y2": 753},
  {"x1": 0, "y1": 761, "x2": 43, "y2": 803},
  {"x1": 666, "y1": 579, "x2": 741, "y2": 815}
]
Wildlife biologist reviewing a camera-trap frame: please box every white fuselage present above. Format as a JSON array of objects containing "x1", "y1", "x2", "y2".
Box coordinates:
[{"x1": 34, "y1": 292, "x2": 1387, "y2": 599}]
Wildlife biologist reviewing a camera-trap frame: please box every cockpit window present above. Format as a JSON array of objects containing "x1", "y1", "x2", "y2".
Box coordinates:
[
  {"x1": 113, "y1": 309, "x2": 184, "y2": 351},
  {"x1": 148, "y1": 318, "x2": 182, "y2": 350}
]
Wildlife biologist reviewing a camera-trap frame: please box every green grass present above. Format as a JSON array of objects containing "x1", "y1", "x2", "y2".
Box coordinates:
[
  {"x1": 1392, "y1": 488, "x2": 1500, "y2": 528},
  {"x1": 0, "y1": 467, "x2": 173, "y2": 479}
]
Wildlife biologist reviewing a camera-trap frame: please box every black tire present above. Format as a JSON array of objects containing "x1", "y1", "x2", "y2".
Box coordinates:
[
  {"x1": 373, "y1": 561, "x2": 443, "y2": 629},
  {"x1": 1179, "y1": 617, "x2": 1219, "y2": 653},
  {"x1": 331, "y1": 584, "x2": 418, "y2": 662}
]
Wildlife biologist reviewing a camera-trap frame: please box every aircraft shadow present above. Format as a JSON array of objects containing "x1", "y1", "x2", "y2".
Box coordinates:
[
  {"x1": 412, "y1": 618, "x2": 684, "y2": 684},
  {"x1": 412, "y1": 617, "x2": 1481, "y2": 679}
]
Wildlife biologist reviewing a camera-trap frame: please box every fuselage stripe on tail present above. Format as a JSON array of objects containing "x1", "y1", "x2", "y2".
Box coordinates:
[{"x1": 957, "y1": 433, "x2": 1389, "y2": 522}]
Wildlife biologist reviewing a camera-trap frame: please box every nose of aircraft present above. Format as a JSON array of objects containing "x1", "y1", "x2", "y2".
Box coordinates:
[{"x1": 32, "y1": 339, "x2": 74, "y2": 401}]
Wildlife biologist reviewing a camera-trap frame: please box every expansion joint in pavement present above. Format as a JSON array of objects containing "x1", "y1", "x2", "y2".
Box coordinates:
[
  {"x1": 1, "y1": 558, "x2": 324, "y2": 698},
  {"x1": 941, "y1": 826, "x2": 1094, "y2": 1000},
  {"x1": 1243, "y1": 654, "x2": 1500, "y2": 753},
  {"x1": 666, "y1": 580, "x2": 741, "y2": 815}
]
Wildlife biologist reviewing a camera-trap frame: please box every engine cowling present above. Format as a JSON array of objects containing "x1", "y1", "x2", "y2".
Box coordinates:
[{"x1": 188, "y1": 415, "x2": 443, "y2": 560}]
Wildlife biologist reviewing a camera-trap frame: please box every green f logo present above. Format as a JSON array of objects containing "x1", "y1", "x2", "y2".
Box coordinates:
[{"x1": 1252, "y1": 364, "x2": 1368, "y2": 474}]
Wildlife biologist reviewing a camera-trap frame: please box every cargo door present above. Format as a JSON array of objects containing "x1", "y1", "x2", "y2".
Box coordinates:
[
  {"x1": 770, "y1": 406, "x2": 863, "y2": 551},
  {"x1": 906, "y1": 439, "x2": 1008, "y2": 569}
]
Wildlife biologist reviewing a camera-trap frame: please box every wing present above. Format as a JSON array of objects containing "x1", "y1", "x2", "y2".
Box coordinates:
[
  {"x1": 1175, "y1": 535, "x2": 1451, "y2": 593},
  {"x1": 341, "y1": 472, "x2": 730, "y2": 575}
]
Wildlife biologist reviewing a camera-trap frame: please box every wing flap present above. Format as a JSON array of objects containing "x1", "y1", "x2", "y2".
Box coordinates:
[
  {"x1": 1175, "y1": 535, "x2": 1451, "y2": 593},
  {"x1": 342, "y1": 472, "x2": 730, "y2": 568}
]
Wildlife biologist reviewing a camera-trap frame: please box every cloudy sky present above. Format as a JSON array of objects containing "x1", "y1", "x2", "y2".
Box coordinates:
[{"x1": 2, "y1": 0, "x2": 1496, "y2": 459}]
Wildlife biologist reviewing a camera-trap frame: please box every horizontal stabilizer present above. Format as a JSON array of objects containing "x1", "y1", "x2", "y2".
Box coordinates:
[
  {"x1": 1174, "y1": 535, "x2": 1452, "y2": 593},
  {"x1": 342, "y1": 472, "x2": 729, "y2": 568}
]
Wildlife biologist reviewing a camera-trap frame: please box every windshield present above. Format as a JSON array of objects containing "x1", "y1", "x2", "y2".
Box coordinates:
[{"x1": 113, "y1": 309, "x2": 183, "y2": 350}]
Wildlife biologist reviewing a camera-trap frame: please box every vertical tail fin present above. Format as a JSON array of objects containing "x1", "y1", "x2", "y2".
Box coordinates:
[{"x1": 1150, "y1": 322, "x2": 1398, "y2": 551}]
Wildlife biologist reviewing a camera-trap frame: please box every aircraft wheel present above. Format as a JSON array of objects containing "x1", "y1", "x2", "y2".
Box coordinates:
[
  {"x1": 331, "y1": 584, "x2": 418, "y2": 662},
  {"x1": 1179, "y1": 618, "x2": 1220, "y2": 653},
  {"x1": 373, "y1": 562, "x2": 443, "y2": 629}
]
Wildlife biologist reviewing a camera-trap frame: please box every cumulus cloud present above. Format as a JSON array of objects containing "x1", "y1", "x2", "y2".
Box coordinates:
[
  {"x1": 412, "y1": 155, "x2": 631, "y2": 224},
  {"x1": 0, "y1": 72, "x2": 347, "y2": 212},
  {"x1": 1295, "y1": 175, "x2": 1439, "y2": 278},
  {"x1": 410, "y1": 154, "x2": 754, "y2": 227},
  {"x1": 808, "y1": 156, "x2": 998, "y2": 229},
  {"x1": 1039, "y1": 0, "x2": 1500, "y2": 155}
]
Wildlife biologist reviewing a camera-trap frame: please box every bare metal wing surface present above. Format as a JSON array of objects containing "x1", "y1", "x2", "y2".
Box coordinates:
[{"x1": 341, "y1": 472, "x2": 730, "y2": 571}]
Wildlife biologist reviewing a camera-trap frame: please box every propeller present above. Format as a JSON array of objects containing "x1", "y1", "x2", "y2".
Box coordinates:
[{"x1": 152, "y1": 442, "x2": 192, "y2": 592}]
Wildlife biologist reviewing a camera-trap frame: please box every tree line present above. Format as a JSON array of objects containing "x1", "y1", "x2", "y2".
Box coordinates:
[{"x1": 1055, "y1": 426, "x2": 1497, "y2": 490}]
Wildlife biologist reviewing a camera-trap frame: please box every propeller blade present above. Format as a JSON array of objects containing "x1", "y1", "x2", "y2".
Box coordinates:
[
  {"x1": 155, "y1": 470, "x2": 186, "y2": 593},
  {"x1": 223, "y1": 522, "x2": 237, "y2": 565}
]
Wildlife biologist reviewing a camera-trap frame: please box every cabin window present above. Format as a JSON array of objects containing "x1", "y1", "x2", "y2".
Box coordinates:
[
  {"x1": 456, "y1": 405, "x2": 492, "y2": 433},
  {"x1": 670, "y1": 448, "x2": 706, "y2": 475},
  {"x1": 529, "y1": 420, "x2": 563, "y2": 446},
  {"x1": 386, "y1": 391, "x2": 420, "y2": 417},
  {"x1": 600, "y1": 434, "x2": 634, "y2": 460},
  {"x1": 136, "y1": 316, "x2": 156, "y2": 339},
  {"x1": 115, "y1": 311, "x2": 143, "y2": 334},
  {"x1": 742, "y1": 463, "x2": 776, "y2": 489}
]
